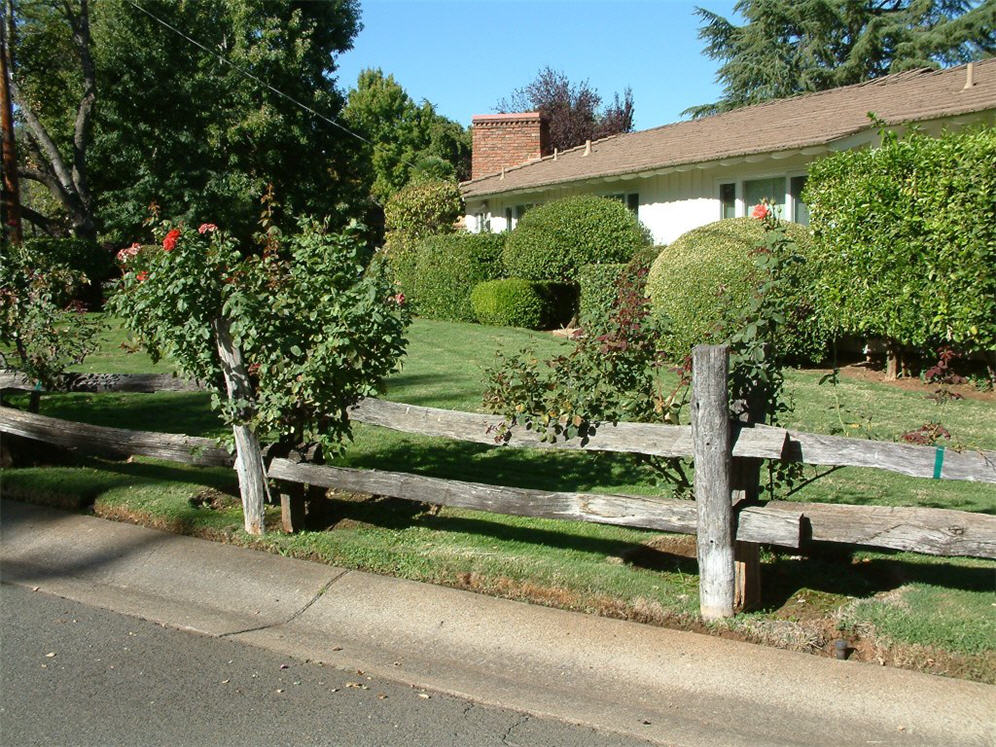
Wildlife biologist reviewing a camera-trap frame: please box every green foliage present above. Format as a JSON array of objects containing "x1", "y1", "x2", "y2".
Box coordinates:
[
  {"x1": 383, "y1": 178, "x2": 463, "y2": 240},
  {"x1": 471, "y1": 278, "x2": 548, "y2": 329},
  {"x1": 86, "y1": 0, "x2": 363, "y2": 243},
  {"x1": 502, "y1": 195, "x2": 650, "y2": 284},
  {"x1": 578, "y1": 263, "x2": 626, "y2": 329},
  {"x1": 342, "y1": 68, "x2": 471, "y2": 202},
  {"x1": 805, "y1": 126, "x2": 996, "y2": 356},
  {"x1": 414, "y1": 233, "x2": 505, "y2": 322},
  {"x1": 688, "y1": 0, "x2": 996, "y2": 117},
  {"x1": 646, "y1": 217, "x2": 822, "y2": 363},
  {"x1": 0, "y1": 242, "x2": 104, "y2": 387},
  {"x1": 22, "y1": 237, "x2": 114, "y2": 304},
  {"x1": 107, "y1": 218, "x2": 409, "y2": 457}
]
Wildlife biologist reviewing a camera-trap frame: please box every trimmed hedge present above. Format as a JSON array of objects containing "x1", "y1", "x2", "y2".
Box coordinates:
[
  {"x1": 805, "y1": 126, "x2": 996, "y2": 356},
  {"x1": 414, "y1": 233, "x2": 505, "y2": 322},
  {"x1": 471, "y1": 278, "x2": 547, "y2": 329},
  {"x1": 646, "y1": 218, "x2": 822, "y2": 362},
  {"x1": 578, "y1": 263, "x2": 626, "y2": 328},
  {"x1": 502, "y1": 195, "x2": 651, "y2": 283}
]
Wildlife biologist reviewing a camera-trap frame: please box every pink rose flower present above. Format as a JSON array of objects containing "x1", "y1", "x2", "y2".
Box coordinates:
[
  {"x1": 393, "y1": 292, "x2": 406, "y2": 306},
  {"x1": 162, "y1": 228, "x2": 181, "y2": 252},
  {"x1": 116, "y1": 243, "x2": 142, "y2": 263},
  {"x1": 751, "y1": 204, "x2": 770, "y2": 220},
  {"x1": 198, "y1": 223, "x2": 218, "y2": 234}
]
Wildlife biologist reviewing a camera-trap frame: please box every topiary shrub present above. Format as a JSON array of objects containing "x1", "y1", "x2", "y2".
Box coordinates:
[
  {"x1": 23, "y1": 237, "x2": 114, "y2": 306},
  {"x1": 471, "y1": 278, "x2": 547, "y2": 329},
  {"x1": 578, "y1": 263, "x2": 626, "y2": 328},
  {"x1": 646, "y1": 217, "x2": 823, "y2": 363},
  {"x1": 414, "y1": 233, "x2": 505, "y2": 322},
  {"x1": 502, "y1": 195, "x2": 651, "y2": 284}
]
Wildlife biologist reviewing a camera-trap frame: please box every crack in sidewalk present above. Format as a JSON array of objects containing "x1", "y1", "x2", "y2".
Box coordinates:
[{"x1": 217, "y1": 569, "x2": 349, "y2": 638}]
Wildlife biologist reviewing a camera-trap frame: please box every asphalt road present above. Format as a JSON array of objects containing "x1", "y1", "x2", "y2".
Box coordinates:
[{"x1": 0, "y1": 584, "x2": 648, "y2": 747}]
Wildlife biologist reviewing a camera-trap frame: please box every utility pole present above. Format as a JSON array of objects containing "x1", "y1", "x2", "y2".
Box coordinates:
[{"x1": 0, "y1": 0, "x2": 22, "y2": 244}]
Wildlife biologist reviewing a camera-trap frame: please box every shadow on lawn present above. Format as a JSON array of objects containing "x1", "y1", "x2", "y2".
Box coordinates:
[{"x1": 336, "y1": 437, "x2": 658, "y2": 495}]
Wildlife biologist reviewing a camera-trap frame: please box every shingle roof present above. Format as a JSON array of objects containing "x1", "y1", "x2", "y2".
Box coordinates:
[{"x1": 462, "y1": 59, "x2": 996, "y2": 199}]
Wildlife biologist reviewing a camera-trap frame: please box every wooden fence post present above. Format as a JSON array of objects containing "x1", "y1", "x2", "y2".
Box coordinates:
[{"x1": 692, "y1": 344, "x2": 735, "y2": 620}]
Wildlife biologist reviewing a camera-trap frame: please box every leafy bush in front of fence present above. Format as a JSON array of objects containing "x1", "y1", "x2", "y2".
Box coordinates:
[
  {"x1": 470, "y1": 278, "x2": 548, "y2": 329},
  {"x1": 413, "y1": 233, "x2": 506, "y2": 322},
  {"x1": 646, "y1": 217, "x2": 822, "y2": 363},
  {"x1": 502, "y1": 195, "x2": 651, "y2": 284},
  {"x1": 108, "y1": 218, "x2": 410, "y2": 460},
  {"x1": 804, "y1": 126, "x2": 996, "y2": 362}
]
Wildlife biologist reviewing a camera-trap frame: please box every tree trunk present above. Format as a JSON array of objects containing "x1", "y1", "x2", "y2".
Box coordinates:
[
  {"x1": 885, "y1": 340, "x2": 900, "y2": 380},
  {"x1": 213, "y1": 318, "x2": 266, "y2": 535}
]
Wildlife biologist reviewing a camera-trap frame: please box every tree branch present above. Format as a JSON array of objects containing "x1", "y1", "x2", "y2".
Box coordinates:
[{"x1": 20, "y1": 205, "x2": 66, "y2": 236}]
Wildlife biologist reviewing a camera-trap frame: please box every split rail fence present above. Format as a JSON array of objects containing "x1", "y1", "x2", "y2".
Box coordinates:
[{"x1": 1, "y1": 344, "x2": 994, "y2": 619}]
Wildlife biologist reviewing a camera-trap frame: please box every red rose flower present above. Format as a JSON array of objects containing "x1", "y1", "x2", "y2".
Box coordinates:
[
  {"x1": 751, "y1": 204, "x2": 770, "y2": 220},
  {"x1": 136, "y1": 271, "x2": 148, "y2": 283},
  {"x1": 162, "y1": 228, "x2": 181, "y2": 251}
]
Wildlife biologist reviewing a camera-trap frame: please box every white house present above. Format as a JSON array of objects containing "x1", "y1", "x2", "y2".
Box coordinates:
[{"x1": 461, "y1": 59, "x2": 996, "y2": 245}]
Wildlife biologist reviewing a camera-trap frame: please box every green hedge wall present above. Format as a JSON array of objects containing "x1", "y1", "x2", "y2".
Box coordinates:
[
  {"x1": 805, "y1": 126, "x2": 996, "y2": 356},
  {"x1": 414, "y1": 233, "x2": 505, "y2": 322},
  {"x1": 578, "y1": 263, "x2": 625, "y2": 328}
]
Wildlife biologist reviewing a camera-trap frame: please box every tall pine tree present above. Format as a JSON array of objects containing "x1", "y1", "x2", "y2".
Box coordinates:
[{"x1": 688, "y1": 0, "x2": 996, "y2": 117}]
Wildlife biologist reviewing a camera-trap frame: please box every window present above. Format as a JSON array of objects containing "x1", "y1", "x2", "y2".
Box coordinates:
[
  {"x1": 720, "y1": 183, "x2": 736, "y2": 220},
  {"x1": 605, "y1": 193, "x2": 640, "y2": 216},
  {"x1": 718, "y1": 175, "x2": 809, "y2": 223},
  {"x1": 744, "y1": 177, "x2": 785, "y2": 218},
  {"x1": 789, "y1": 175, "x2": 809, "y2": 226},
  {"x1": 504, "y1": 207, "x2": 513, "y2": 232}
]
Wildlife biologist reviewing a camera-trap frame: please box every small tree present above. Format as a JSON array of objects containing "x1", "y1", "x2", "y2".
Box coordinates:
[
  {"x1": 805, "y1": 126, "x2": 996, "y2": 378},
  {"x1": 109, "y1": 217, "x2": 409, "y2": 535}
]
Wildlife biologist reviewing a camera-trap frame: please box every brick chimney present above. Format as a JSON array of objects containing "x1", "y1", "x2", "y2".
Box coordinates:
[{"x1": 471, "y1": 112, "x2": 550, "y2": 180}]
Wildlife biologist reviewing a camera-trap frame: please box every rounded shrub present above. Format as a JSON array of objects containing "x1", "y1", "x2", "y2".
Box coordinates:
[
  {"x1": 383, "y1": 178, "x2": 463, "y2": 239},
  {"x1": 414, "y1": 233, "x2": 505, "y2": 322},
  {"x1": 502, "y1": 195, "x2": 651, "y2": 284},
  {"x1": 646, "y1": 218, "x2": 822, "y2": 362},
  {"x1": 471, "y1": 278, "x2": 547, "y2": 329}
]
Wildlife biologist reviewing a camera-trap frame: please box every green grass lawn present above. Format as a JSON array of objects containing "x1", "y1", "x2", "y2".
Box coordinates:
[{"x1": 3, "y1": 316, "x2": 994, "y2": 682}]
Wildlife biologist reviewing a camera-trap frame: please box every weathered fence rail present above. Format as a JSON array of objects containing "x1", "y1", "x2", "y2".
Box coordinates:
[{"x1": 2, "y1": 353, "x2": 995, "y2": 620}]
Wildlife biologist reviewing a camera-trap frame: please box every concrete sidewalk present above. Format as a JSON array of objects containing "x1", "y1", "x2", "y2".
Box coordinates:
[{"x1": 1, "y1": 499, "x2": 992, "y2": 746}]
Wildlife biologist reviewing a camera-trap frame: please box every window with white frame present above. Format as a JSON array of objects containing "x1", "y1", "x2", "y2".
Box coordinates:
[{"x1": 718, "y1": 175, "x2": 809, "y2": 225}]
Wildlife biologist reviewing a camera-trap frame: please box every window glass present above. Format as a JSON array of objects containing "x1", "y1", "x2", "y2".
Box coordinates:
[
  {"x1": 790, "y1": 175, "x2": 810, "y2": 226},
  {"x1": 719, "y1": 183, "x2": 736, "y2": 219},
  {"x1": 504, "y1": 207, "x2": 513, "y2": 231},
  {"x1": 744, "y1": 177, "x2": 785, "y2": 217},
  {"x1": 626, "y1": 193, "x2": 639, "y2": 215}
]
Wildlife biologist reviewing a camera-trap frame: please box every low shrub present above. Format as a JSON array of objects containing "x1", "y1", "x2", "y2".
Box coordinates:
[
  {"x1": 578, "y1": 263, "x2": 626, "y2": 328},
  {"x1": 414, "y1": 233, "x2": 505, "y2": 322},
  {"x1": 646, "y1": 217, "x2": 823, "y2": 363},
  {"x1": 502, "y1": 195, "x2": 650, "y2": 284},
  {"x1": 471, "y1": 278, "x2": 547, "y2": 329}
]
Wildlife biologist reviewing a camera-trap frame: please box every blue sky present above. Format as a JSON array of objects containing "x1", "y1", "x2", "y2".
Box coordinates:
[{"x1": 335, "y1": 0, "x2": 741, "y2": 131}]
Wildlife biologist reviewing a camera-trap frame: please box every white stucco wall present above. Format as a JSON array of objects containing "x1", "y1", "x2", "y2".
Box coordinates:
[{"x1": 464, "y1": 152, "x2": 819, "y2": 245}]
